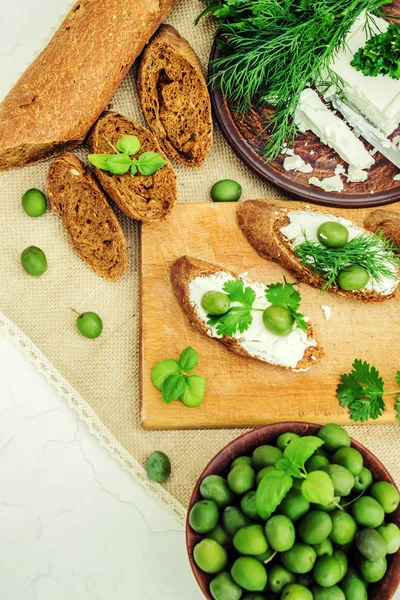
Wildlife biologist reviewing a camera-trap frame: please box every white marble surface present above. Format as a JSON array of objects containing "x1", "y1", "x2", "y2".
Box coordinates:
[{"x1": 0, "y1": 1, "x2": 399, "y2": 599}]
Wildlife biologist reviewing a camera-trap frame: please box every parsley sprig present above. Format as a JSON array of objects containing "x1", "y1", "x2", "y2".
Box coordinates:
[
  {"x1": 207, "y1": 279, "x2": 307, "y2": 337},
  {"x1": 337, "y1": 360, "x2": 400, "y2": 422},
  {"x1": 88, "y1": 135, "x2": 167, "y2": 176},
  {"x1": 351, "y1": 22, "x2": 400, "y2": 80}
]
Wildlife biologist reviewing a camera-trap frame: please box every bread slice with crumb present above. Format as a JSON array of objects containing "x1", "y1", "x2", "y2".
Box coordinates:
[
  {"x1": 171, "y1": 255, "x2": 323, "y2": 370},
  {"x1": 87, "y1": 112, "x2": 176, "y2": 222},
  {"x1": 47, "y1": 152, "x2": 127, "y2": 281},
  {"x1": 137, "y1": 25, "x2": 212, "y2": 167},
  {"x1": 364, "y1": 209, "x2": 400, "y2": 252},
  {"x1": 237, "y1": 200, "x2": 398, "y2": 303}
]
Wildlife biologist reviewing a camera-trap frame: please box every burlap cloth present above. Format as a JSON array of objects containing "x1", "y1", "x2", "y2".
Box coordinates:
[{"x1": 0, "y1": 0, "x2": 399, "y2": 524}]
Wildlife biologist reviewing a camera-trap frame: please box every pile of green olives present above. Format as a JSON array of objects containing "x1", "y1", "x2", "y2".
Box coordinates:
[
  {"x1": 316, "y1": 221, "x2": 370, "y2": 292},
  {"x1": 189, "y1": 423, "x2": 400, "y2": 600}
]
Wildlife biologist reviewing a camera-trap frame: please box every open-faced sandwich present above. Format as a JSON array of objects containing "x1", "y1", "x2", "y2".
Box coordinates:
[
  {"x1": 237, "y1": 200, "x2": 399, "y2": 302},
  {"x1": 171, "y1": 255, "x2": 323, "y2": 371}
]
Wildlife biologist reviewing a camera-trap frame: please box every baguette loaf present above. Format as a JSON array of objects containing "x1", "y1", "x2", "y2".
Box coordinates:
[
  {"x1": 137, "y1": 25, "x2": 212, "y2": 167},
  {"x1": 47, "y1": 153, "x2": 127, "y2": 281},
  {"x1": 364, "y1": 209, "x2": 400, "y2": 252},
  {"x1": 87, "y1": 112, "x2": 176, "y2": 222},
  {"x1": 0, "y1": 0, "x2": 176, "y2": 171},
  {"x1": 171, "y1": 255, "x2": 323, "y2": 370},
  {"x1": 237, "y1": 200, "x2": 398, "y2": 303}
]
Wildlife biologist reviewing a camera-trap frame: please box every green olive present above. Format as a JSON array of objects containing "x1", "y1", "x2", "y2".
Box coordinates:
[
  {"x1": 231, "y1": 556, "x2": 267, "y2": 592},
  {"x1": 377, "y1": 523, "x2": 400, "y2": 554},
  {"x1": 189, "y1": 500, "x2": 219, "y2": 534},
  {"x1": 201, "y1": 291, "x2": 231, "y2": 316},
  {"x1": 20, "y1": 246, "x2": 48, "y2": 277},
  {"x1": 369, "y1": 481, "x2": 400, "y2": 514},
  {"x1": 76, "y1": 312, "x2": 103, "y2": 339},
  {"x1": 210, "y1": 572, "x2": 242, "y2": 600},
  {"x1": 317, "y1": 222, "x2": 349, "y2": 248},
  {"x1": 262, "y1": 305, "x2": 294, "y2": 336},
  {"x1": 145, "y1": 450, "x2": 171, "y2": 483},
  {"x1": 337, "y1": 265, "x2": 370, "y2": 291},
  {"x1": 210, "y1": 179, "x2": 242, "y2": 202},
  {"x1": 358, "y1": 556, "x2": 387, "y2": 583},
  {"x1": 194, "y1": 538, "x2": 228, "y2": 574},
  {"x1": 355, "y1": 529, "x2": 387, "y2": 561},
  {"x1": 21, "y1": 188, "x2": 47, "y2": 217},
  {"x1": 200, "y1": 475, "x2": 234, "y2": 508}
]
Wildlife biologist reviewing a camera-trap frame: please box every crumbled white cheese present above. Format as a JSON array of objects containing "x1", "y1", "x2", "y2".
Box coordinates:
[
  {"x1": 392, "y1": 136, "x2": 400, "y2": 148},
  {"x1": 309, "y1": 175, "x2": 344, "y2": 192},
  {"x1": 281, "y1": 147, "x2": 295, "y2": 156},
  {"x1": 328, "y1": 13, "x2": 400, "y2": 136},
  {"x1": 280, "y1": 210, "x2": 399, "y2": 295},
  {"x1": 295, "y1": 89, "x2": 374, "y2": 171},
  {"x1": 347, "y1": 165, "x2": 368, "y2": 183},
  {"x1": 369, "y1": 148, "x2": 378, "y2": 156},
  {"x1": 188, "y1": 273, "x2": 317, "y2": 369},
  {"x1": 321, "y1": 305, "x2": 332, "y2": 321},
  {"x1": 283, "y1": 155, "x2": 313, "y2": 173},
  {"x1": 334, "y1": 164, "x2": 346, "y2": 176},
  {"x1": 394, "y1": 174, "x2": 400, "y2": 181}
]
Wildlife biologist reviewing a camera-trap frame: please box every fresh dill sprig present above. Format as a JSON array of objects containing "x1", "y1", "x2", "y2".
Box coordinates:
[
  {"x1": 294, "y1": 231, "x2": 399, "y2": 291},
  {"x1": 204, "y1": 0, "x2": 391, "y2": 160}
]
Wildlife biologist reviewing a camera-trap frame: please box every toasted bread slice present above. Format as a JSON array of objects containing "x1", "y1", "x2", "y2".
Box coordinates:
[
  {"x1": 87, "y1": 112, "x2": 176, "y2": 222},
  {"x1": 237, "y1": 200, "x2": 398, "y2": 303},
  {"x1": 364, "y1": 209, "x2": 400, "y2": 252},
  {"x1": 137, "y1": 25, "x2": 212, "y2": 167},
  {"x1": 47, "y1": 153, "x2": 127, "y2": 281},
  {"x1": 171, "y1": 255, "x2": 323, "y2": 370}
]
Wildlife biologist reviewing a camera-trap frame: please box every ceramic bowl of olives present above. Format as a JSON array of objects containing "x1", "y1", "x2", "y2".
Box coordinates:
[{"x1": 186, "y1": 422, "x2": 400, "y2": 600}]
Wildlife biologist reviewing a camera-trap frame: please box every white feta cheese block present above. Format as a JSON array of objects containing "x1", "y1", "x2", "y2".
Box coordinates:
[
  {"x1": 280, "y1": 210, "x2": 398, "y2": 295},
  {"x1": 295, "y1": 89, "x2": 374, "y2": 170},
  {"x1": 188, "y1": 272, "x2": 317, "y2": 369},
  {"x1": 329, "y1": 14, "x2": 400, "y2": 136},
  {"x1": 309, "y1": 175, "x2": 344, "y2": 193}
]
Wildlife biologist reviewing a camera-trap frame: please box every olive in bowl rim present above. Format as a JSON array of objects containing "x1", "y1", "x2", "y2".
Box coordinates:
[{"x1": 186, "y1": 422, "x2": 400, "y2": 600}]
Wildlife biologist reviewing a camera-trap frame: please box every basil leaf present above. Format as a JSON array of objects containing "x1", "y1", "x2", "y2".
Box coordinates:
[
  {"x1": 181, "y1": 375, "x2": 206, "y2": 407},
  {"x1": 131, "y1": 160, "x2": 138, "y2": 176},
  {"x1": 117, "y1": 135, "x2": 141, "y2": 156},
  {"x1": 162, "y1": 374, "x2": 187, "y2": 404},
  {"x1": 256, "y1": 470, "x2": 293, "y2": 520},
  {"x1": 301, "y1": 471, "x2": 335, "y2": 506},
  {"x1": 137, "y1": 152, "x2": 167, "y2": 176},
  {"x1": 284, "y1": 436, "x2": 324, "y2": 467},
  {"x1": 276, "y1": 458, "x2": 302, "y2": 478},
  {"x1": 105, "y1": 154, "x2": 132, "y2": 175},
  {"x1": 151, "y1": 359, "x2": 180, "y2": 391},
  {"x1": 88, "y1": 154, "x2": 114, "y2": 171},
  {"x1": 179, "y1": 346, "x2": 199, "y2": 372}
]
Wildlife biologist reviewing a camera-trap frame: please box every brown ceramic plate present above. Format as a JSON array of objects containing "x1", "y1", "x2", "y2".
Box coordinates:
[
  {"x1": 186, "y1": 422, "x2": 400, "y2": 600},
  {"x1": 208, "y1": 16, "x2": 400, "y2": 209}
]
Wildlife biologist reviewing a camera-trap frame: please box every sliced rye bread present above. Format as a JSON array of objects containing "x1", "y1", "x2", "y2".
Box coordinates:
[
  {"x1": 0, "y1": 0, "x2": 177, "y2": 171},
  {"x1": 47, "y1": 152, "x2": 127, "y2": 281},
  {"x1": 87, "y1": 112, "x2": 176, "y2": 222},
  {"x1": 137, "y1": 24, "x2": 212, "y2": 167},
  {"x1": 171, "y1": 255, "x2": 323, "y2": 370},
  {"x1": 364, "y1": 209, "x2": 400, "y2": 252},
  {"x1": 237, "y1": 200, "x2": 398, "y2": 303}
]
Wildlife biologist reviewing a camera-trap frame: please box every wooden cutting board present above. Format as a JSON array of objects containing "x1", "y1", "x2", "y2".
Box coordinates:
[{"x1": 140, "y1": 201, "x2": 400, "y2": 430}]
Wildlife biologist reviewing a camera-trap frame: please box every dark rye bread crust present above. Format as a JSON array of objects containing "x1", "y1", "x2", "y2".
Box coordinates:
[
  {"x1": 87, "y1": 112, "x2": 176, "y2": 222},
  {"x1": 171, "y1": 256, "x2": 323, "y2": 370},
  {"x1": 137, "y1": 25, "x2": 212, "y2": 167},
  {"x1": 364, "y1": 209, "x2": 400, "y2": 253},
  {"x1": 47, "y1": 153, "x2": 127, "y2": 281},
  {"x1": 0, "y1": 0, "x2": 177, "y2": 171},
  {"x1": 237, "y1": 200, "x2": 398, "y2": 303}
]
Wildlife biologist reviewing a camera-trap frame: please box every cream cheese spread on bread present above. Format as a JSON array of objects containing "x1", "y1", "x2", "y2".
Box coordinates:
[
  {"x1": 280, "y1": 210, "x2": 398, "y2": 295},
  {"x1": 188, "y1": 272, "x2": 317, "y2": 368}
]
